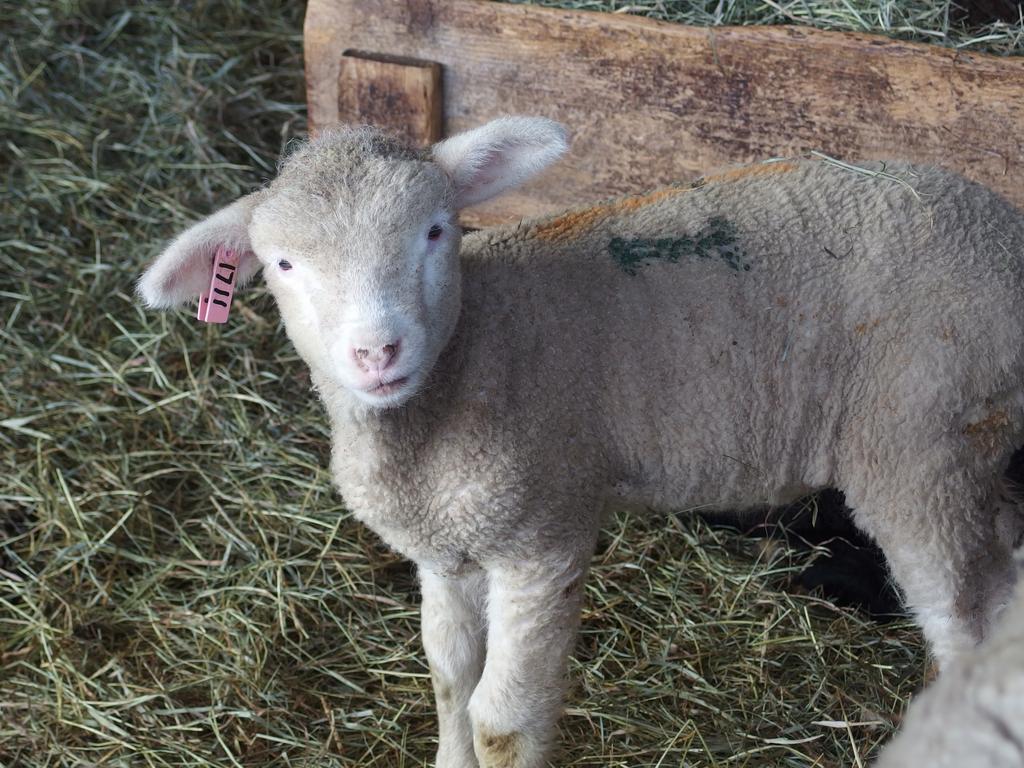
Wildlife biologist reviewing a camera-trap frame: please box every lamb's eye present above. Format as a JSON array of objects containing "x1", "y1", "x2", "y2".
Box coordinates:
[
  {"x1": 278, "y1": 259, "x2": 292, "y2": 271},
  {"x1": 427, "y1": 224, "x2": 443, "y2": 241}
]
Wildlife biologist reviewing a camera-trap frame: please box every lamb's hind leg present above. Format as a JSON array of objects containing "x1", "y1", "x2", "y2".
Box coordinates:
[{"x1": 844, "y1": 461, "x2": 1019, "y2": 668}]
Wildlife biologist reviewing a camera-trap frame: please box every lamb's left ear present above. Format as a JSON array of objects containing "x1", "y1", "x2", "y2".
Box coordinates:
[
  {"x1": 431, "y1": 116, "x2": 569, "y2": 209},
  {"x1": 137, "y1": 192, "x2": 264, "y2": 309}
]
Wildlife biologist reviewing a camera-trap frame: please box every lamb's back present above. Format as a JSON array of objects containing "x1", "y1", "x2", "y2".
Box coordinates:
[{"x1": 455, "y1": 159, "x2": 1024, "y2": 508}]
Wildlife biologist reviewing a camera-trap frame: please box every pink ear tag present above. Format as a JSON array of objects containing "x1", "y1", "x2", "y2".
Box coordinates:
[{"x1": 197, "y1": 247, "x2": 241, "y2": 324}]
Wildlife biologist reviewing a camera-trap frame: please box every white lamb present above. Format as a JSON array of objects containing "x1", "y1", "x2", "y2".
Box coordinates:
[
  {"x1": 875, "y1": 579, "x2": 1024, "y2": 767},
  {"x1": 139, "y1": 117, "x2": 1024, "y2": 768}
]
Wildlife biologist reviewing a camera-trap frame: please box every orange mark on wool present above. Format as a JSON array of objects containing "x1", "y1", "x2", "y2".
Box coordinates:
[
  {"x1": 533, "y1": 161, "x2": 800, "y2": 242},
  {"x1": 698, "y1": 160, "x2": 799, "y2": 187},
  {"x1": 964, "y1": 409, "x2": 1010, "y2": 437},
  {"x1": 533, "y1": 186, "x2": 686, "y2": 242},
  {"x1": 854, "y1": 318, "x2": 881, "y2": 335},
  {"x1": 964, "y1": 409, "x2": 1011, "y2": 456}
]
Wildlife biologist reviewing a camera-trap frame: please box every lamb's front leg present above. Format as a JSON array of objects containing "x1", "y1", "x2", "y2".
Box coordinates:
[
  {"x1": 469, "y1": 549, "x2": 594, "y2": 768},
  {"x1": 420, "y1": 566, "x2": 487, "y2": 768}
]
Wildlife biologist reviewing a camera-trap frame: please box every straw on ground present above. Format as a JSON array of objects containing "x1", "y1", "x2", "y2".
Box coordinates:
[{"x1": 4, "y1": 1, "x2": 1020, "y2": 765}]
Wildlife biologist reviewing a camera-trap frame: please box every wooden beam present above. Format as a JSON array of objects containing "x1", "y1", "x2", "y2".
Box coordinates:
[
  {"x1": 305, "y1": 0, "x2": 1024, "y2": 228},
  {"x1": 336, "y1": 51, "x2": 443, "y2": 147}
]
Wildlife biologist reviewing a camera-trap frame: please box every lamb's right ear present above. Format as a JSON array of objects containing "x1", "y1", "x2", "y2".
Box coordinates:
[{"x1": 138, "y1": 193, "x2": 263, "y2": 309}]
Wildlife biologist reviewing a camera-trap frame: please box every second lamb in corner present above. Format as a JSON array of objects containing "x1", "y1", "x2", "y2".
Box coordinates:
[
  {"x1": 138, "y1": 116, "x2": 1024, "y2": 768},
  {"x1": 874, "y1": 577, "x2": 1024, "y2": 768}
]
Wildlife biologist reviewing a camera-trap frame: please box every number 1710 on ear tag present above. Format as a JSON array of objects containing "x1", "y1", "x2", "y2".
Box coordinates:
[{"x1": 197, "y1": 247, "x2": 240, "y2": 324}]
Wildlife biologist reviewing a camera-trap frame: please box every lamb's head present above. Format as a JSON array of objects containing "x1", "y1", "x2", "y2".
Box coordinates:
[{"x1": 137, "y1": 117, "x2": 568, "y2": 408}]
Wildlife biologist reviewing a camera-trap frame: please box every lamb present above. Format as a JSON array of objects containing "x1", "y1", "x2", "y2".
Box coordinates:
[
  {"x1": 875, "y1": 578, "x2": 1024, "y2": 768},
  {"x1": 138, "y1": 116, "x2": 1024, "y2": 768}
]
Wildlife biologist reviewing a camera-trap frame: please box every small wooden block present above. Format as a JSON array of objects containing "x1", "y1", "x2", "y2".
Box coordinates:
[{"x1": 336, "y1": 50, "x2": 442, "y2": 146}]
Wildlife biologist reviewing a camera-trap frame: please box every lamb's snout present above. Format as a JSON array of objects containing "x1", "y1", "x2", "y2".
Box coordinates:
[
  {"x1": 329, "y1": 315, "x2": 420, "y2": 402},
  {"x1": 352, "y1": 340, "x2": 400, "y2": 373}
]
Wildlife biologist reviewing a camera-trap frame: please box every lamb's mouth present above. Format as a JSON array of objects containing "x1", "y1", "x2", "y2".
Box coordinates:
[{"x1": 367, "y1": 376, "x2": 409, "y2": 396}]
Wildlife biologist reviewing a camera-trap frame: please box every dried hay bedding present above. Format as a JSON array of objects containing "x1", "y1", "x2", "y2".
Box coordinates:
[{"x1": 3, "y1": 1, "x2": 1021, "y2": 765}]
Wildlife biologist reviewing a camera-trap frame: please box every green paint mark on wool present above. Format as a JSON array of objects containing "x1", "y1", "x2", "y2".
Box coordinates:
[{"x1": 609, "y1": 217, "x2": 750, "y2": 276}]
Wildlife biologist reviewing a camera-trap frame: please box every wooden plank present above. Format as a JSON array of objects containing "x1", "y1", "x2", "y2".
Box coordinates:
[
  {"x1": 336, "y1": 51, "x2": 443, "y2": 147},
  {"x1": 305, "y1": 0, "x2": 1024, "y2": 228}
]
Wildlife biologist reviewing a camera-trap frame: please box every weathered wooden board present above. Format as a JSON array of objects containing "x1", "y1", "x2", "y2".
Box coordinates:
[
  {"x1": 305, "y1": 0, "x2": 1024, "y2": 228},
  {"x1": 337, "y1": 51, "x2": 442, "y2": 146}
]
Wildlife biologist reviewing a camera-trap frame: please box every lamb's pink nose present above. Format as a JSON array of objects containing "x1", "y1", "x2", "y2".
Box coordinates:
[{"x1": 353, "y1": 341, "x2": 399, "y2": 372}]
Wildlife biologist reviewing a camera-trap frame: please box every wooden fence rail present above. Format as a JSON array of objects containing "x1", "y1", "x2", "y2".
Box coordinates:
[{"x1": 306, "y1": 0, "x2": 1024, "y2": 227}]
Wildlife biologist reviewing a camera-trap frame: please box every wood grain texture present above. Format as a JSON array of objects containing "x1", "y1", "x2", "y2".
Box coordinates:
[
  {"x1": 337, "y1": 51, "x2": 443, "y2": 146},
  {"x1": 305, "y1": 0, "x2": 1024, "y2": 227}
]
